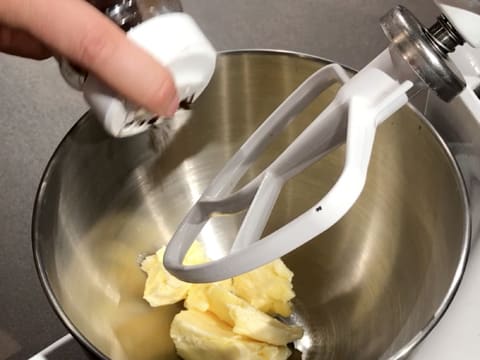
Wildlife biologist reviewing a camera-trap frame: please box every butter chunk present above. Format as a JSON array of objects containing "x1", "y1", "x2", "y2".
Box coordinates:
[
  {"x1": 142, "y1": 241, "x2": 302, "y2": 359},
  {"x1": 232, "y1": 259, "x2": 295, "y2": 317},
  {"x1": 184, "y1": 278, "x2": 232, "y2": 313},
  {"x1": 186, "y1": 285, "x2": 303, "y2": 346},
  {"x1": 141, "y1": 241, "x2": 208, "y2": 306},
  {"x1": 170, "y1": 310, "x2": 292, "y2": 360}
]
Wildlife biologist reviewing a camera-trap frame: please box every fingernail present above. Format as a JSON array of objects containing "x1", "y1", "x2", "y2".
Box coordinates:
[{"x1": 166, "y1": 96, "x2": 179, "y2": 117}]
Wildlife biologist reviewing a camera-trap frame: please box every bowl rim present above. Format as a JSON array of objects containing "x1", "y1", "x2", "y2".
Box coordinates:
[{"x1": 31, "y1": 49, "x2": 471, "y2": 360}]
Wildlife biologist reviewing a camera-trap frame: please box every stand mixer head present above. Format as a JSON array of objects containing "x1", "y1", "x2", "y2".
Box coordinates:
[{"x1": 163, "y1": 3, "x2": 478, "y2": 283}]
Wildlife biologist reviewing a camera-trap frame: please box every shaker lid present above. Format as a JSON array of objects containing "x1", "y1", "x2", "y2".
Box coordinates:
[{"x1": 83, "y1": 12, "x2": 217, "y2": 137}]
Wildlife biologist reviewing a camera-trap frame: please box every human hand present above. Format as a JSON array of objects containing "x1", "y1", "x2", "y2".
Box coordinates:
[{"x1": 0, "y1": 0, "x2": 179, "y2": 116}]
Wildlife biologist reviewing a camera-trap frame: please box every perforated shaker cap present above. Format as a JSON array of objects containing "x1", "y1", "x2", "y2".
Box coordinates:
[{"x1": 83, "y1": 12, "x2": 217, "y2": 137}]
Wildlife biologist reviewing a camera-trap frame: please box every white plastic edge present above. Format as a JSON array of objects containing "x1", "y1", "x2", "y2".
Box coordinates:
[
  {"x1": 83, "y1": 12, "x2": 216, "y2": 137},
  {"x1": 28, "y1": 334, "x2": 73, "y2": 360},
  {"x1": 450, "y1": 44, "x2": 480, "y2": 89},
  {"x1": 435, "y1": 1, "x2": 480, "y2": 48}
]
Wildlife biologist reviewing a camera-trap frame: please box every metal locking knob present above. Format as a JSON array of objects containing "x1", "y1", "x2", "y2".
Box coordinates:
[{"x1": 381, "y1": 6, "x2": 466, "y2": 102}]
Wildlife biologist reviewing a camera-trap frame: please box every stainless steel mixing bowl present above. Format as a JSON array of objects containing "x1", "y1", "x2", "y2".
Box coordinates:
[{"x1": 33, "y1": 51, "x2": 470, "y2": 360}]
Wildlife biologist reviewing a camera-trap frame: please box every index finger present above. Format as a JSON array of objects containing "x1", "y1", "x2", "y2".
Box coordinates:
[{"x1": 3, "y1": 0, "x2": 179, "y2": 116}]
